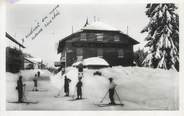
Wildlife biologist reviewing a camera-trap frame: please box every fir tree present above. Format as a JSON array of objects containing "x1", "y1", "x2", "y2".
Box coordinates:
[
  {"x1": 134, "y1": 49, "x2": 148, "y2": 67},
  {"x1": 141, "y1": 3, "x2": 179, "y2": 71}
]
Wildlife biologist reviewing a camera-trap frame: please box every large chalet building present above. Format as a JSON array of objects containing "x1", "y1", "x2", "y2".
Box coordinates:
[{"x1": 57, "y1": 21, "x2": 139, "y2": 67}]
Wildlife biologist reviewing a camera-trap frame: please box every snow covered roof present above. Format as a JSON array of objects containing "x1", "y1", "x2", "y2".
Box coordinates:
[
  {"x1": 83, "y1": 57, "x2": 109, "y2": 66},
  {"x1": 72, "y1": 57, "x2": 109, "y2": 67},
  {"x1": 82, "y1": 21, "x2": 120, "y2": 31},
  {"x1": 26, "y1": 57, "x2": 42, "y2": 63},
  {"x1": 58, "y1": 21, "x2": 139, "y2": 53},
  {"x1": 6, "y1": 32, "x2": 26, "y2": 48},
  {"x1": 72, "y1": 61, "x2": 82, "y2": 67}
]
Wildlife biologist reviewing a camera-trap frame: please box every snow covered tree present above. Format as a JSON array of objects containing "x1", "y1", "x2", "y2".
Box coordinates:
[
  {"x1": 141, "y1": 3, "x2": 179, "y2": 71},
  {"x1": 134, "y1": 49, "x2": 148, "y2": 67}
]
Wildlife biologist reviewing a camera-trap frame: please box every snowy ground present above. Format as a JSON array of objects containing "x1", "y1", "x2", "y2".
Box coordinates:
[{"x1": 6, "y1": 67, "x2": 179, "y2": 110}]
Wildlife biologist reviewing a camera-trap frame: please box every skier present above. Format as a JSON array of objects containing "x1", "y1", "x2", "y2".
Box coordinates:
[
  {"x1": 32, "y1": 74, "x2": 38, "y2": 91},
  {"x1": 16, "y1": 75, "x2": 24, "y2": 103},
  {"x1": 64, "y1": 75, "x2": 71, "y2": 96},
  {"x1": 108, "y1": 77, "x2": 117, "y2": 105},
  {"x1": 37, "y1": 71, "x2": 40, "y2": 78},
  {"x1": 77, "y1": 63, "x2": 84, "y2": 79},
  {"x1": 76, "y1": 77, "x2": 83, "y2": 99}
]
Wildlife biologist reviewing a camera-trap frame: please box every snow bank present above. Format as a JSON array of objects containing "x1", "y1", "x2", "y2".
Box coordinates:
[
  {"x1": 7, "y1": 69, "x2": 52, "y2": 82},
  {"x1": 50, "y1": 67, "x2": 79, "y2": 96},
  {"x1": 7, "y1": 66, "x2": 178, "y2": 110},
  {"x1": 50, "y1": 66, "x2": 178, "y2": 110},
  {"x1": 100, "y1": 66, "x2": 178, "y2": 110},
  {"x1": 6, "y1": 69, "x2": 53, "y2": 102},
  {"x1": 83, "y1": 57, "x2": 109, "y2": 66},
  {"x1": 19, "y1": 69, "x2": 52, "y2": 81}
]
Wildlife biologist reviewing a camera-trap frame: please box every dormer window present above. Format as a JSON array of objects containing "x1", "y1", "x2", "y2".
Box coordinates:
[
  {"x1": 114, "y1": 35, "x2": 120, "y2": 42},
  {"x1": 80, "y1": 33, "x2": 87, "y2": 41},
  {"x1": 96, "y1": 33, "x2": 103, "y2": 41}
]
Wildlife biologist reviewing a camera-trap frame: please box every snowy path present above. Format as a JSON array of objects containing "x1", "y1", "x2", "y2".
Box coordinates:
[
  {"x1": 7, "y1": 80, "x2": 159, "y2": 110},
  {"x1": 6, "y1": 67, "x2": 178, "y2": 110}
]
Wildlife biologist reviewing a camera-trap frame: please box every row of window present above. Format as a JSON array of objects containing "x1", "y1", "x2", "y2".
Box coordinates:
[
  {"x1": 76, "y1": 48, "x2": 124, "y2": 58},
  {"x1": 80, "y1": 33, "x2": 120, "y2": 42}
]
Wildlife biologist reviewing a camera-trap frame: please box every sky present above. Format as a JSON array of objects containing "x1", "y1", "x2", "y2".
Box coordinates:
[{"x1": 6, "y1": 3, "x2": 149, "y2": 66}]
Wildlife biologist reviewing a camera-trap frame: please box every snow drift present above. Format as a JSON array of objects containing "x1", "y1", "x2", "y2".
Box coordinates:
[
  {"x1": 72, "y1": 57, "x2": 109, "y2": 69},
  {"x1": 50, "y1": 66, "x2": 178, "y2": 110}
]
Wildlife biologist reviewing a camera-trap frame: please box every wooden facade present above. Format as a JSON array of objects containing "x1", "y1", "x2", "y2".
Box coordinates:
[
  {"x1": 6, "y1": 32, "x2": 25, "y2": 73},
  {"x1": 58, "y1": 23, "x2": 139, "y2": 67}
]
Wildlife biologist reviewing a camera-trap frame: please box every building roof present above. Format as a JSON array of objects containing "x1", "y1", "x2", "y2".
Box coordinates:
[
  {"x1": 24, "y1": 57, "x2": 35, "y2": 64},
  {"x1": 58, "y1": 21, "x2": 139, "y2": 53},
  {"x1": 6, "y1": 32, "x2": 26, "y2": 48},
  {"x1": 82, "y1": 21, "x2": 120, "y2": 31},
  {"x1": 26, "y1": 57, "x2": 42, "y2": 64}
]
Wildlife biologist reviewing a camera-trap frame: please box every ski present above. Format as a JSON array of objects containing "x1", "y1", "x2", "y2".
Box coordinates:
[
  {"x1": 8, "y1": 101, "x2": 39, "y2": 104},
  {"x1": 68, "y1": 98, "x2": 87, "y2": 101},
  {"x1": 95, "y1": 103, "x2": 124, "y2": 107},
  {"x1": 54, "y1": 95, "x2": 71, "y2": 98}
]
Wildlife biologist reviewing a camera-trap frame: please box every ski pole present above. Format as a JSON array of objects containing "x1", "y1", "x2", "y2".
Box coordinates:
[
  {"x1": 100, "y1": 90, "x2": 109, "y2": 103},
  {"x1": 115, "y1": 89, "x2": 123, "y2": 105}
]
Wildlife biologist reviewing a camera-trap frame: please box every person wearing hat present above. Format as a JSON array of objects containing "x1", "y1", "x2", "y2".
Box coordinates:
[
  {"x1": 108, "y1": 77, "x2": 117, "y2": 105},
  {"x1": 77, "y1": 63, "x2": 84, "y2": 79},
  {"x1": 37, "y1": 71, "x2": 40, "y2": 78},
  {"x1": 64, "y1": 75, "x2": 71, "y2": 96},
  {"x1": 32, "y1": 74, "x2": 38, "y2": 91},
  {"x1": 76, "y1": 77, "x2": 83, "y2": 99},
  {"x1": 16, "y1": 75, "x2": 25, "y2": 102}
]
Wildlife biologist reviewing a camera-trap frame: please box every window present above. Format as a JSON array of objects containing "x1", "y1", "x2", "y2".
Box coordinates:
[
  {"x1": 77, "y1": 56, "x2": 83, "y2": 61},
  {"x1": 96, "y1": 33, "x2": 103, "y2": 41},
  {"x1": 77, "y1": 48, "x2": 83, "y2": 56},
  {"x1": 114, "y1": 35, "x2": 120, "y2": 42},
  {"x1": 77, "y1": 48, "x2": 83, "y2": 61},
  {"x1": 118, "y1": 49, "x2": 124, "y2": 58},
  {"x1": 97, "y1": 48, "x2": 103, "y2": 58},
  {"x1": 80, "y1": 33, "x2": 86, "y2": 41}
]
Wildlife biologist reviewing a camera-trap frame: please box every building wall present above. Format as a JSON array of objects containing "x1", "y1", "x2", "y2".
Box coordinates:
[
  {"x1": 61, "y1": 43, "x2": 133, "y2": 66},
  {"x1": 60, "y1": 31, "x2": 134, "y2": 66},
  {"x1": 6, "y1": 47, "x2": 24, "y2": 73}
]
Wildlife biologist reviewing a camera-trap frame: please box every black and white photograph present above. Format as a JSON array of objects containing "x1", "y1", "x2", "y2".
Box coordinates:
[{"x1": 5, "y1": 2, "x2": 179, "y2": 111}]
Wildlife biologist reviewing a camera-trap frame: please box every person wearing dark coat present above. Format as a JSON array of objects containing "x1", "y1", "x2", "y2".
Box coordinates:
[
  {"x1": 37, "y1": 71, "x2": 40, "y2": 77},
  {"x1": 108, "y1": 78, "x2": 117, "y2": 105},
  {"x1": 32, "y1": 74, "x2": 38, "y2": 91},
  {"x1": 16, "y1": 76, "x2": 24, "y2": 102},
  {"x1": 64, "y1": 75, "x2": 71, "y2": 96},
  {"x1": 76, "y1": 77, "x2": 83, "y2": 99},
  {"x1": 77, "y1": 63, "x2": 84, "y2": 79}
]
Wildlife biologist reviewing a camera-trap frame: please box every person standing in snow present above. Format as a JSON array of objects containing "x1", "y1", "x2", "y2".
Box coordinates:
[
  {"x1": 32, "y1": 74, "x2": 38, "y2": 91},
  {"x1": 37, "y1": 71, "x2": 40, "y2": 78},
  {"x1": 76, "y1": 77, "x2": 83, "y2": 99},
  {"x1": 64, "y1": 75, "x2": 71, "y2": 96},
  {"x1": 61, "y1": 67, "x2": 65, "y2": 76},
  {"x1": 108, "y1": 78, "x2": 117, "y2": 105},
  {"x1": 77, "y1": 63, "x2": 84, "y2": 79},
  {"x1": 16, "y1": 75, "x2": 25, "y2": 102}
]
